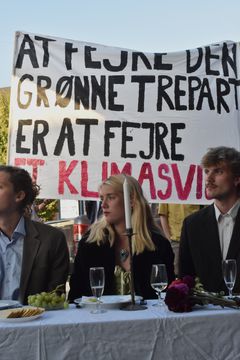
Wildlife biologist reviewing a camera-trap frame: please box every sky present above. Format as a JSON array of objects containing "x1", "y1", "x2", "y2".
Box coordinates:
[{"x1": 1, "y1": 0, "x2": 240, "y2": 88}]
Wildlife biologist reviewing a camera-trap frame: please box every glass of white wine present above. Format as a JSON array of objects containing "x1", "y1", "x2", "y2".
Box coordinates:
[
  {"x1": 89, "y1": 267, "x2": 105, "y2": 313},
  {"x1": 222, "y1": 259, "x2": 237, "y2": 299},
  {"x1": 150, "y1": 264, "x2": 168, "y2": 306}
]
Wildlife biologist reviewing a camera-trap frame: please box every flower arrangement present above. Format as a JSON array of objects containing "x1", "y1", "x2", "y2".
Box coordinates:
[{"x1": 164, "y1": 276, "x2": 240, "y2": 313}]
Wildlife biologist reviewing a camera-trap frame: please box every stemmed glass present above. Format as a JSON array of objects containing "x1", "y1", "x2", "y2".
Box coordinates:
[
  {"x1": 89, "y1": 267, "x2": 105, "y2": 314},
  {"x1": 150, "y1": 264, "x2": 168, "y2": 306},
  {"x1": 222, "y1": 259, "x2": 237, "y2": 299}
]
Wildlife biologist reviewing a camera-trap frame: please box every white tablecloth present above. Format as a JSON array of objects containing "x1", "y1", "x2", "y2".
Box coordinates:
[{"x1": 0, "y1": 301, "x2": 239, "y2": 360}]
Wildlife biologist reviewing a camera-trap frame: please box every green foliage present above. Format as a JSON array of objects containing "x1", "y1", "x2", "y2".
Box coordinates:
[
  {"x1": 35, "y1": 199, "x2": 59, "y2": 222},
  {"x1": 0, "y1": 90, "x2": 10, "y2": 164}
]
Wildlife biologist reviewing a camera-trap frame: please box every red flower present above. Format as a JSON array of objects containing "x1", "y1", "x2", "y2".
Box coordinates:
[
  {"x1": 168, "y1": 279, "x2": 183, "y2": 287},
  {"x1": 165, "y1": 276, "x2": 240, "y2": 313},
  {"x1": 182, "y1": 275, "x2": 195, "y2": 289},
  {"x1": 165, "y1": 282, "x2": 193, "y2": 312}
]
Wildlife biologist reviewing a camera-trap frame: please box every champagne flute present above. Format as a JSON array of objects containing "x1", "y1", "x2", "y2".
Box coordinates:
[
  {"x1": 89, "y1": 267, "x2": 105, "y2": 313},
  {"x1": 150, "y1": 264, "x2": 168, "y2": 306},
  {"x1": 222, "y1": 259, "x2": 237, "y2": 298}
]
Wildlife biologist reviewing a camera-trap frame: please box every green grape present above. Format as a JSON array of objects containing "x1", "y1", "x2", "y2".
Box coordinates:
[
  {"x1": 37, "y1": 294, "x2": 43, "y2": 304},
  {"x1": 45, "y1": 294, "x2": 50, "y2": 303},
  {"x1": 28, "y1": 285, "x2": 68, "y2": 310},
  {"x1": 55, "y1": 296, "x2": 61, "y2": 304},
  {"x1": 63, "y1": 301, "x2": 69, "y2": 309},
  {"x1": 57, "y1": 294, "x2": 62, "y2": 302},
  {"x1": 35, "y1": 299, "x2": 42, "y2": 307}
]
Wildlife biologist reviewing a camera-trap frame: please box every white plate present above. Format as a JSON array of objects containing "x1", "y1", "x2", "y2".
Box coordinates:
[
  {"x1": 0, "y1": 300, "x2": 20, "y2": 310},
  {"x1": 74, "y1": 295, "x2": 142, "y2": 309},
  {"x1": 0, "y1": 313, "x2": 43, "y2": 322},
  {"x1": 0, "y1": 306, "x2": 45, "y2": 322}
]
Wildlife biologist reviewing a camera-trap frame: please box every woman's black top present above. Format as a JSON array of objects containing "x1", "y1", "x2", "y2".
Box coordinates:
[{"x1": 68, "y1": 229, "x2": 175, "y2": 302}]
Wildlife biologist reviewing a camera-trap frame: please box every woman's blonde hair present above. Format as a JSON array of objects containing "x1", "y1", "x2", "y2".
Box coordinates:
[{"x1": 87, "y1": 174, "x2": 159, "y2": 254}]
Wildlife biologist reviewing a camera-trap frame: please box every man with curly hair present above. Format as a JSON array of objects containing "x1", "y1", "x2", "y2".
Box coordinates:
[
  {"x1": 0, "y1": 165, "x2": 69, "y2": 304},
  {"x1": 179, "y1": 146, "x2": 240, "y2": 293}
]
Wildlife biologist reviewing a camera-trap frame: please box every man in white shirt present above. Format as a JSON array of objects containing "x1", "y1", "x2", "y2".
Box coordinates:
[
  {"x1": 179, "y1": 146, "x2": 240, "y2": 293},
  {"x1": 0, "y1": 165, "x2": 69, "y2": 304}
]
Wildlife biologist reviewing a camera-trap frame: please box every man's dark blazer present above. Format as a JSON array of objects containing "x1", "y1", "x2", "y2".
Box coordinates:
[
  {"x1": 68, "y1": 229, "x2": 175, "y2": 302},
  {"x1": 179, "y1": 204, "x2": 240, "y2": 293},
  {"x1": 19, "y1": 217, "x2": 70, "y2": 304}
]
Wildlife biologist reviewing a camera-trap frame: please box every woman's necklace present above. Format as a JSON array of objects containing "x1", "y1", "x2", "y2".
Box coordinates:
[{"x1": 119, "y1": 248, "x2": 129, "y2": 263}]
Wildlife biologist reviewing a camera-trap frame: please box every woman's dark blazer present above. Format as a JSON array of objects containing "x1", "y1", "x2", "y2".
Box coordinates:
[{"x1": 68, "y1": 229, "x2": 175, "y2": 302}]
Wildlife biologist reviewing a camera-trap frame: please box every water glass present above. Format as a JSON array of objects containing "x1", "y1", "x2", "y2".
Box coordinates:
[
  {"x1": 150, "y1": 264, "x2": 168, "y2": 306},
  {"x1": 222, "y1": 259, "x2": 237, "y2": 298},
  {"x1": 89, "y1": 267, "x2": 105, "y2": 313}
]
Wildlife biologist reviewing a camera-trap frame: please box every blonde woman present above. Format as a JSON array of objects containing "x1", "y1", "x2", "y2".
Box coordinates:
[{"x1": 69, "y1": 174, "x2": 174, "y2": 301}]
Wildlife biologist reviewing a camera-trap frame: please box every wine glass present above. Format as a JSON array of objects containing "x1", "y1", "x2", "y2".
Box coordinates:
[
  {"x1": 222, "y1": 259, "x2": 237, "y2": 298},
  {"x1": 150, "y1": 264, "x2": 168, "y2": 306},
  {"x1": 89, "y1": 267, "x2": 105, "y2": 313}
]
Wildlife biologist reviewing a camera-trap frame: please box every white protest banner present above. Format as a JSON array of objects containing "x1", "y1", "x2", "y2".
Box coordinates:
[{"x1": 8, "y1": 31, "x2": 240, "y2": 203}]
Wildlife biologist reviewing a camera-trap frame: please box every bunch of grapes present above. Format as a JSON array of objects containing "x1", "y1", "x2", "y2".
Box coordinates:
[{"x1": 28, "y1": 285, "x2": 69, "y2": 310}]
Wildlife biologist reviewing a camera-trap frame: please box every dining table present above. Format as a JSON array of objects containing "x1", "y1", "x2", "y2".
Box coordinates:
[{"x1": 0, "y1": 299, "x2": 239, "y2": 360}]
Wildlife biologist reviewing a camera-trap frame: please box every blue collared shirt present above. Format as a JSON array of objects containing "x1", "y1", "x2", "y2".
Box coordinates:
[{"x1": 0, "y1": 217, "x2": 25, "y2": 300}]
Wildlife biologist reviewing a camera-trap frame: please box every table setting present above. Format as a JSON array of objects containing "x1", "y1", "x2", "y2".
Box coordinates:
[
  {"x1": 0, "y1": 180, "x2": 240, "y2": 359},
  {"x1": 1, "y1": 294, "x2": 240, "y2": 360}
]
